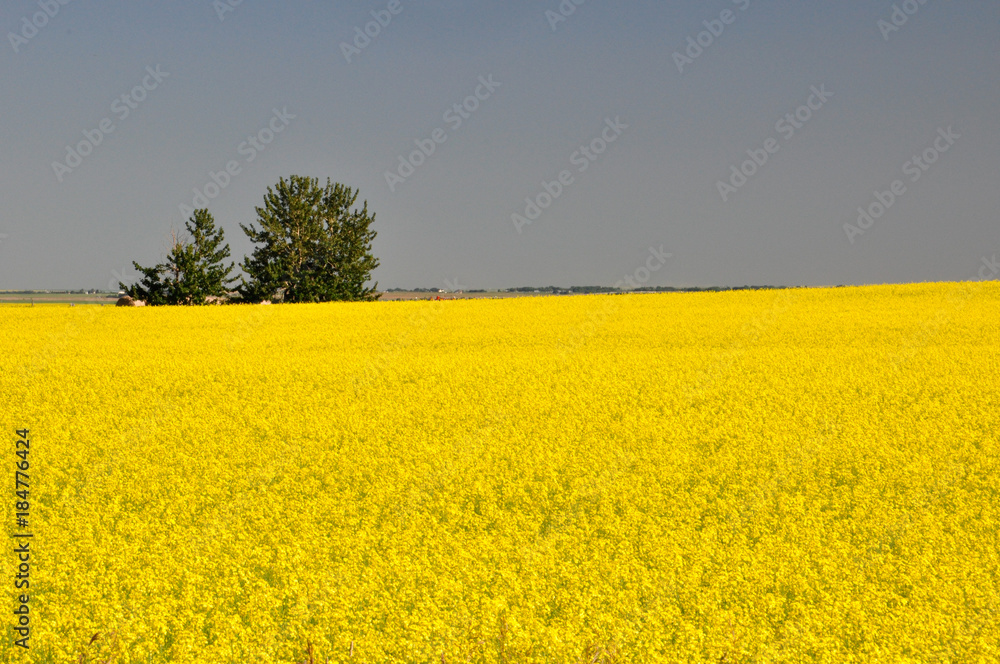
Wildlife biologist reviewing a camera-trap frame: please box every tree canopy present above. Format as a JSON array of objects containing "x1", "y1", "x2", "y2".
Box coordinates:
[{"x1": 238, "y1": 176, "x2": 380, "y2": 303}]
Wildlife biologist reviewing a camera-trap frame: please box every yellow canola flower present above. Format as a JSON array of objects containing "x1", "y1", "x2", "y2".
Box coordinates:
[{"x1": 0, "y1": 282, "x2": 997, "y2": 662}]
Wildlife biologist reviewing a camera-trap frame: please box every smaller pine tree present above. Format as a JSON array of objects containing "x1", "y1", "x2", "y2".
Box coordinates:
[{"x1": 121, "y1": 209, "x2": 237, "y2": 305}]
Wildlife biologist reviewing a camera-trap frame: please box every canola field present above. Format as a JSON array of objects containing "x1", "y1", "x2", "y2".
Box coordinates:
[{"x1": 2, "y1": 282, "x2": 998, "y2": 663}]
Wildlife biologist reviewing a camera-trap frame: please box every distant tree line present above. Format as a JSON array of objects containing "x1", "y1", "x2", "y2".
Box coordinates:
[
  {"x1": 632, "y1": 285, "x2": 789, "y2": 292},
  {"x1": 508, "y1": 286, "x2": 619, "y2": 294},
  {"x1": 384, "y1": 285, "x2": 792, "y2": 295},
  {"x1": 122, "y1": 176, "x2": 379, "y2": 305}
]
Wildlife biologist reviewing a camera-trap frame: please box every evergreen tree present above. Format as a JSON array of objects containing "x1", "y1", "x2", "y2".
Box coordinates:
[
  {"x1": 239, "y1": 176, "x2": 380, "y2": 303},
  {"x1": 169, "y1": 209, "x2": 238, "y2": 304},
  {"x1": 120, "y1": 209, "x2": 236, "y2": 305}
]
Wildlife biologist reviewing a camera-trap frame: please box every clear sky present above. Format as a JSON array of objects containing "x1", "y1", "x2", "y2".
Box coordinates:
[{"x1": 2, "y1": 0, "x2": 997, "y2": 290}]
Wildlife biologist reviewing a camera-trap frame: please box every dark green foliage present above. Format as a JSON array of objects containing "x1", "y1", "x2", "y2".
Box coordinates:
[
  {"x1": 121, "y1": 209, "x2": 237, "y2": 305},
  {"x1": 170, "y1": 209, "x2": 238, "y2": 304},
  {"x1": 121, "y1": 261, "x2": 170, "y2": 305},
  {"x1": 238, "y1": 176, "x2": 380, "y2": 303}
]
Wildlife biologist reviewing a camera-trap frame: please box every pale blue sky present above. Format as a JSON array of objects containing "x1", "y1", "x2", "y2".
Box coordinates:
[{"x1": 1, "y1": 0, "x2": 997, "y2": 290}]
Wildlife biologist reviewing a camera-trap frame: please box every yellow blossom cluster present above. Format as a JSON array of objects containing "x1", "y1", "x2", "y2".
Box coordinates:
[{"x1": 1, "y1": 282, "x2": 997, "y2": 663}]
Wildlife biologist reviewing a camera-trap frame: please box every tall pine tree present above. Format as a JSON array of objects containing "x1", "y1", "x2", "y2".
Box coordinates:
[{"x1": 239, "y1": 176, "x2": 380, "y2": 303}]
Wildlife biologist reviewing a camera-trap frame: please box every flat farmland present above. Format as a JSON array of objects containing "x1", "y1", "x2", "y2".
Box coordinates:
[{"x1": 2, "y1": 282, "x2": 997, "y2": 663}]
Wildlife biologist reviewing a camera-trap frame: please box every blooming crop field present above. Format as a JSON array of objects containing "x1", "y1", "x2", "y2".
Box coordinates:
[{"x1": 2, "y1": 282, "x2": 998, "y2": 663}]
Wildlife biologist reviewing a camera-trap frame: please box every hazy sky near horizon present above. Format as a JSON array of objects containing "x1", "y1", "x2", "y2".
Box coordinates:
[{"x1": 1, "y1": 0, "x2": 997, "y2": 290}]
